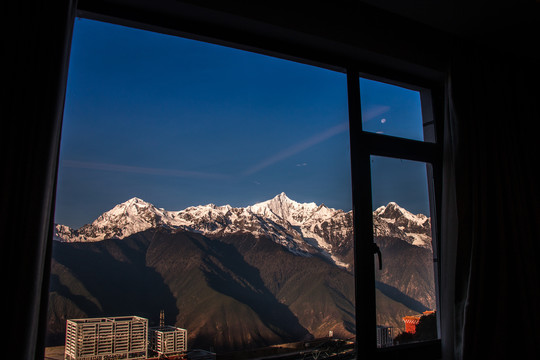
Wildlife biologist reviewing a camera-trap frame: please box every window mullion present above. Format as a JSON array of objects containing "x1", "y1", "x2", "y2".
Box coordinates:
[{"x1": 347, "y1": 69, "x2": 377, "y2": 355}]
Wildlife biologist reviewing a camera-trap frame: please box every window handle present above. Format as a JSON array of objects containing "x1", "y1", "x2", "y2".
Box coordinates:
[{"x1": 373, "y1": 243, "x2": 382, "y2": 270}]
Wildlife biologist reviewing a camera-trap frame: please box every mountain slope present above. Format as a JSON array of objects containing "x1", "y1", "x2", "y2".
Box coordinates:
[
  {"x1": 47, "y1": 228, "x2": 357, "y2": 350},
  {"x1": 48, "y1": 194, "x2": 436, "y2": 349},
  {"x1": 375, "y1": 236, "x2": 436, "y2": 311}
]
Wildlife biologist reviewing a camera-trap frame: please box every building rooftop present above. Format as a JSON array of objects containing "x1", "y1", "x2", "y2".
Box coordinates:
[
  {"x1": 68, "y1": 316, "x2": 147, "y2": 323},
  {"x1": 150, "y1": 325, "x2": 187, "y2": 332}
]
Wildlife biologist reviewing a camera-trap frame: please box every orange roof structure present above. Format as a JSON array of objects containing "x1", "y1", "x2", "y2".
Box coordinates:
[{"x1": 402, "y1": 310, "x2": 436, "y2": 334}]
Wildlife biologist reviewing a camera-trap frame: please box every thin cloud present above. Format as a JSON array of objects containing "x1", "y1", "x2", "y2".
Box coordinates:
[
  {"x1": 242, "y1": 121, "x2": 348, "y2": 176},
  {"x1": 62, "y1": 160, "x2": 231, "y2": 180},
  {"x1": 363, "y1": 105, "x2": 390, "y2": 122},
  {"x1": 63, "y1": 121, "x2": 351, "y2": 180}
]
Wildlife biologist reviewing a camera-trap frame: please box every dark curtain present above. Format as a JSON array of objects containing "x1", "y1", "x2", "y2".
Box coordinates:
[
  {"x1": 441, "y1": 43, "x2": 540, "y2": 359},
  {"x1": 3, "y1": 1, "x2": 76, "y2": 359}
]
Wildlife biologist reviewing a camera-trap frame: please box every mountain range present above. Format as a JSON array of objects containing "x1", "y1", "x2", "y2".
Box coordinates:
[{"x1": 47, "y1": 193, "x2": 435, "y2": 351}]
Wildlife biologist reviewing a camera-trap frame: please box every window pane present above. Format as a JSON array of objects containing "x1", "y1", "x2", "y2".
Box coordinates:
[
  {"x1": 47, "y1": 18, "x2": 355, "y2": 359},
  {"x1": 360, "y1": 78, "x2": 428, "y2": 142},
  {"x1": 370, "y1": 156, "x2": 438, "y2": 347}
]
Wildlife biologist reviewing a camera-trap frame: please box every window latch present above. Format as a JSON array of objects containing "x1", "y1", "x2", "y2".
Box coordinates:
[{"x1": 373, "y1": 243, "x2": 382, "y2": 270}]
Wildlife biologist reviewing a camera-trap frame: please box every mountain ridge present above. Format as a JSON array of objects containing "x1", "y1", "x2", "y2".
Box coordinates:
[{"x1": 54, "y1": 193, "x2": 432, "y2": 270}]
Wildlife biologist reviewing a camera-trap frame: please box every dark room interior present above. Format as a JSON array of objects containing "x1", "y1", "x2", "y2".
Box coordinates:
[{"x1": 4, "y1": 1, "x2": 540, "y2": 359}]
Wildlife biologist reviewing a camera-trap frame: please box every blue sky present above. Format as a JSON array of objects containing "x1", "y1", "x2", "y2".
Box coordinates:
[{"x1": 55, "y1": 18, "x2": 429, "y2": 229}]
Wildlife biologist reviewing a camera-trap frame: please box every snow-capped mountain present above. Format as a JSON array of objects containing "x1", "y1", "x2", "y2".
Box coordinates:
[
  {"x1": 54, "y1": 193, "x2": 432, "y2": 269},
  {"x1": 373, "y1": 202, "x2": 432, "y2": 248}
]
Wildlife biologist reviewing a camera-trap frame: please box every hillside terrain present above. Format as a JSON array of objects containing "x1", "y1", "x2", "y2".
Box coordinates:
[{"x1": 47, "y1": 194, "x2": 435, "y2": 351}]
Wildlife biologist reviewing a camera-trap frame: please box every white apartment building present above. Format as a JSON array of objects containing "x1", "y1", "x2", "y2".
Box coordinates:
[
  {"x1": 64, "y1": 316, "x2": 148, "y2": 360},
  {"x1": 149, "y1": 324, "x2": 188, "y2": 357}
]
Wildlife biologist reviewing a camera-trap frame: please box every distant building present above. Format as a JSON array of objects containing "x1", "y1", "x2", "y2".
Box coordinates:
[
  {"x1": 402, "y1": 315, "x2": 421, "y2": 334},
  {"x1": 402, "y1": 310, "x2": 436, "y2": 334},
  {"x1": 149, "y1": 324, "x2": 188, "y2": 357},
  {"x1": 64, "y1": 316, "x2": 148, "y2": 360},
  {"x1": 376, "y1": 325, "x2": 394, "y2": 348},
  {"x1": 148, "y1": 310, "x2": 188, "y2": 357}
]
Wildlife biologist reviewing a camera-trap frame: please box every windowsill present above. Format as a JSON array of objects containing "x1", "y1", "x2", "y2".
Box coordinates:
[{"x1": 376, "y1": 339, "x2": 441, "y2": 360}]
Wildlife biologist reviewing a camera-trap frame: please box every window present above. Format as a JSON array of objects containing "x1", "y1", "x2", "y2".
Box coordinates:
[
  {"x1": 371, "y1": 156, "x2": 438, "y2": 346},
  {"x1": 347, "y1": 73, "x2": 441, "y2": 357},
  {"x1": 360, "y1": 78, "x2": 426, "y2": 141},
  {"x1": 44, "y1": 9, "x2": 442, "y2": 360},
  {"x1": 48, "y1": 18, "x2": 355, "y2": 358}
]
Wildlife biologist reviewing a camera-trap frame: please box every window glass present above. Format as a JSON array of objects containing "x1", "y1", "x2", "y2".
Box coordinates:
[
  {"x1": 370, "y1": 155, "x2": 438, "y2": 347},
  {"x1": 47, "y1": 18, "x2": 355, "y2": 359},
  {"x1": 360, "y1": 78, "x2": 427, "y2": 141}
]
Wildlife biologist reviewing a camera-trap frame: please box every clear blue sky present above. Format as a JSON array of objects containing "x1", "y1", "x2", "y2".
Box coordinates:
[{"x1": 55, "y1": 18, "x2": 430, "y2": 229}]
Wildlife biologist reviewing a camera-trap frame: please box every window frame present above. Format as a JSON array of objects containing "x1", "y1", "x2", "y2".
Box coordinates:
[
  {"x1": 41, "y1": 2, "x2": 445, "y2": 359},
  {"x1": 348, "y1": 70, "x2": 443, "y2": 359}
]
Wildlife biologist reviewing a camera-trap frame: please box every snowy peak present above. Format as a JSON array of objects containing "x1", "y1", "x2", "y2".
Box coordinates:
[
  {"x1": 246, "y1": 193, "x2": 345, "y2": 230},
  {"x1": 375, "y1": 202, "x2": 406, "y2": 219},
  {"x1": 55, "y1": 197, "x2": 171, "y2": 242},
  {"x1": 100, "y1": 197, "x2": 154, "y2": 219},
  {"x1": 374, "y1": 202, "x2": 431, "y2": 249},
  {"x1": 375, "y1": 202, "x2": 427, "y2": 223},
  {"x1": 248, "y1": 192, "x2": 318, "y2": 225},
  {"x1": 123, "y1": 196, "x2": 149, "y2": 206}
]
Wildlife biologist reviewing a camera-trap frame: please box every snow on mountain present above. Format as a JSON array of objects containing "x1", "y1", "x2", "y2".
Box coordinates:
[
  {"x1": 247, "y1": 192, "x2": 354, "y2": 265},
  {"x1": 248, "y1": 192, "x2": 319, "y2": 225},
  {"x1": 54, "y1": 194, "x2": 432, "y2": 268},
  {"x1": 55, "y1": 197, "x2": 184, "y2": 242},
  {"x1": 373, "y1": 202, "x2": 432, "y2": 249}
]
